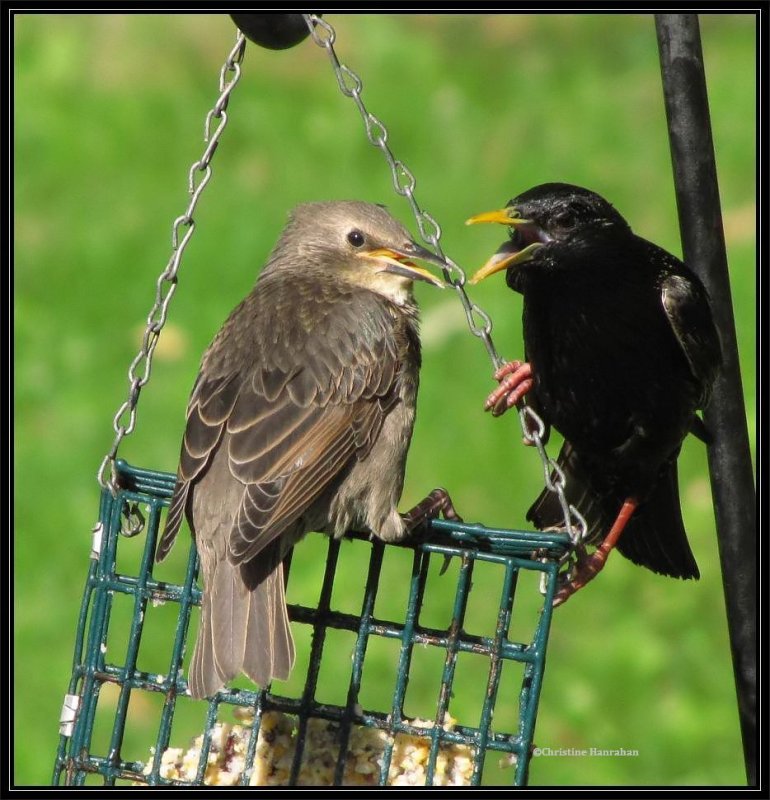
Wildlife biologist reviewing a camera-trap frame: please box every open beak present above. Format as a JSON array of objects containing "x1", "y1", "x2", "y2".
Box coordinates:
[
  {"x1": 468, "y1": 241, "x2": 545, "y2": 284},
  {"x1": 465, "y1": 207, "x2": 547, "y2": 284},
  {"x1": 359, "y1": 242, "x2": 446, "y2": 287}
]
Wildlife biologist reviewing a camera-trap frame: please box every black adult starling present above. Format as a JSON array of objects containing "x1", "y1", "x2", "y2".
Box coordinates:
[
  {"x1": 156, "y1": 201, "x2": 456, "y2": 698},
  {"x1": 467, "y1": 183, "x2": 721, "y2": 605}
]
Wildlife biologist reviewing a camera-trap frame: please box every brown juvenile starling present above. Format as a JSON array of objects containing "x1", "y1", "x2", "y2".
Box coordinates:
[
  {"x1": 467, "y1": 183, "x2": 721, "y2": 606},
  {"x1": 156, "y1": 201, "x2": 456, "y2": 698}
]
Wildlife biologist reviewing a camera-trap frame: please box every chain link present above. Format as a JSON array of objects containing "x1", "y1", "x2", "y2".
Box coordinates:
[
  {"x1": 304, "y1": 14, "x2": 587, "y2": 550},
  {"x1": 96, "y1": 32, "x2": 247, "y2": 493},
  {"x1": 96, "y1": 18, "x2": 587, "y2": 558}
]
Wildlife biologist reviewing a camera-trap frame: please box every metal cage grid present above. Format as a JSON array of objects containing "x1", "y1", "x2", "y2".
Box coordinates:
[{"x1": 53, "y1": 460, "x2": 570, "y2": 787}]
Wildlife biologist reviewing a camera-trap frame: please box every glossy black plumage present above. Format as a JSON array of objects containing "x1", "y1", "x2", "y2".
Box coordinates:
[{"x1": 470, "y1": 183, "x2": 721, "y2": 583}]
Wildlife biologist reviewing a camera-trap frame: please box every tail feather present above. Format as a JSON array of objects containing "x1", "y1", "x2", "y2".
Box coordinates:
[
  {"x1": 188, "y1": 591, "x2": 217, "y2": 700},
  {"x1": 527, "y1": 442, "x2": 699, "y2": 580},
  {"x1": 209, "y1": 558, "x2": 250, "y2": 683},
  {"x1": 615, "y1": 463, "x2": 699, "y2": 579},
  {"x1": 527, "y1": 441, "x2": 612, "y2": 544},
  {"x1": 241, "y1": 560, "x2": 295, "y2": 686},
  {"x1": 188, "y1": 541, "x2": 296, "y2": 699}
]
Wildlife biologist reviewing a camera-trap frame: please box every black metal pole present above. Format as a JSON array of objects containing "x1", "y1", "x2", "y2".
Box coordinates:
[{"x1": 655, "y1": 14, "x2": 756, "y2": 787}]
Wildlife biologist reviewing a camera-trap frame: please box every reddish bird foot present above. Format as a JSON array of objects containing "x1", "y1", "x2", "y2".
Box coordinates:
[
  {"x1": 552, "y1": 544, "x2": 612, "y2": 607},
  {"x1": 402, "y1": 487, "x2": 463, "y2": 532},
  {"x1": 552, "y1": 498, "x2": 639, "y2": 607},
  {"x1": 485, "y1": 360, "x2": 534, "y2": 417}
]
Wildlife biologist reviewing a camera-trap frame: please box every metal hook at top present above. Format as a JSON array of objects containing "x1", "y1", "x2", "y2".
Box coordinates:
[{"x1": 230, "y1": 13, "x2": 323, "y2": 50}]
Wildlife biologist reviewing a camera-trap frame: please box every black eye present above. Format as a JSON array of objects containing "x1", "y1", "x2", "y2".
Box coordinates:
[
  {"x1": 555, "y1": 210, "x2": 576, "y2": 229},
  {"x1": 347, "y1": 230, "x2": 365, "y2": 247}
]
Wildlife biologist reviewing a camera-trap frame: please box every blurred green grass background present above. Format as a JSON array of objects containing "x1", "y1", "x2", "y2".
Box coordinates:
[{"x1": 15, "y1": 13, "x2": 755, "y2": 787}]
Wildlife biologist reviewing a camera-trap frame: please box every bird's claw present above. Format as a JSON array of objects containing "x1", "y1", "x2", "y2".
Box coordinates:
[
  {"x1": 485, "y1": 360, "x2": 534, "y2": 417},
  {"x1": 402, "y1": 488, "x2": 463, "y2": 534},
  {"x1": 552, "y1": 548, "x2": 609, "y2": 607},
  {"x1": 552, "y1": 497, "x2": 638, "y2": 607},
  {"x1": 402, "y1": 489, "x2": 463, "y2": 576}
]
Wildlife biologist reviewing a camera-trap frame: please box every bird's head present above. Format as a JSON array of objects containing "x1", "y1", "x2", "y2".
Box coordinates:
[
  {"x1": 466, "y1": 183, "x2": 629, "y2": 287},
  {"x1": 267, "y1": 201, "x2": 446, "y2": 304}
]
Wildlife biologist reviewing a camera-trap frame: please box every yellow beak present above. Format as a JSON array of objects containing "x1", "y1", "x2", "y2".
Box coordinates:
[
  {"x1": 468, "y1": 243, "x2": 545, "y2": 284},
  {"x1": 358, "y1": 247, "x2": 446, "y2": 288},
  {"x1": 465, "y1": 209, "x2": 522, "y2": 227},
  {"x1": 465, "y1": 208, "x2": 544, "y2": 284}
]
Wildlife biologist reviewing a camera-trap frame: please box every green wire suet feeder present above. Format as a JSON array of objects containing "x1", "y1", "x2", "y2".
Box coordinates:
[{"x1": 53, "y1": 461, "x2": 570, "y2": 787}]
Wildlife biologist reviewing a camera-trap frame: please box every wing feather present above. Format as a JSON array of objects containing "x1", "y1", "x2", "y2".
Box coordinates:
[
  {"x1": 660, "y1": 271, "x2": 722, "y2": 407},
  {"x1": 157, "y1": 275, "x2": 416, "y2": 575}
]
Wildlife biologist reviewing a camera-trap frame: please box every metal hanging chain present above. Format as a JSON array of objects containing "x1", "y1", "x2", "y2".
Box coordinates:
[
  {"x1": 96, "y1": 32, "x2": 247, "y2": 494},
  {"x1": 304, "y1": 14, "x2": 587, "y2": 550}
]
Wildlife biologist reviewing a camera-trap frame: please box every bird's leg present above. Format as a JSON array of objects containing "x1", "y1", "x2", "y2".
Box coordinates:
[
  {"x1": 402, "y1": 488, "x2": 463, "y2": 532},
  {"x1": 553, "y1": 497, "x2": 639, "y2": 607},
  {"x1": 485, "y1": 360, "x2": 534, "y2": 418}
]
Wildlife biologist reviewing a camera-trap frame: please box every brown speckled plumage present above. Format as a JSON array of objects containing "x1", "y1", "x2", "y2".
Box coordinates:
[{"x1": 156, "y1": 201, "x2": 444, "y2": 698}]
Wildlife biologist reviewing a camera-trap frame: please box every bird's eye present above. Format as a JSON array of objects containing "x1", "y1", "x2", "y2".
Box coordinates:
[
  {"x1": 555, "y1": 210, "x2": 576, "y2": 229},
  {"x1": 347, "y1": 230, "x2": 365, "y2": 248}
]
